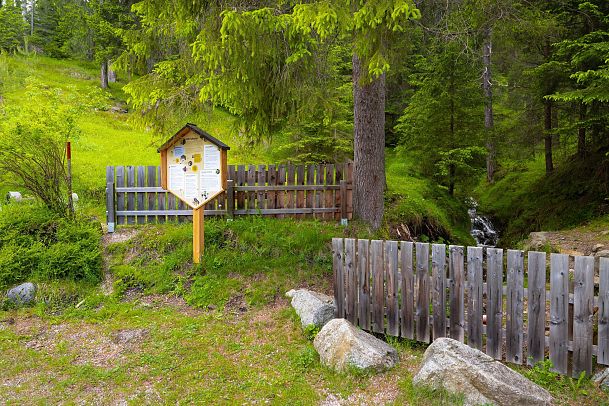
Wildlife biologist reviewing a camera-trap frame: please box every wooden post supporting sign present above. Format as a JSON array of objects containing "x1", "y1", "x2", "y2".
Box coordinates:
[
  {"x1": 193, "y1": 206, "x2": 205, "y2": 262},
  {"x1": 157, "y1": 123, "x2": 230, "y2": 264}
]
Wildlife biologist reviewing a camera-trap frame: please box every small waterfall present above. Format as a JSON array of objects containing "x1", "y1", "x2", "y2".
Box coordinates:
[{"x1": 468, "y1": 199, "x2": 498, "y2": 247}]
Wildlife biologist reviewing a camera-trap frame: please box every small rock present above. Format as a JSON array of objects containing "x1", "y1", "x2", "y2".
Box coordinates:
[
  {"x1": 595, "y1": 249, "x2": 609, "y2": 258},
  {"x1": 313, "y1": 318, "x2": 398, "y2": 372},
  {"x1": 413, "y1": 338, "x2": 552, "y2": 406},
  {"x1": 6, "y1": 282, "x2": 36, "y2": 306},
  {"x1": 523, "y1": 232, "x2": 549, "y2": 251},
  {"x1": 593, "y1": 244, "x2": 605, "y2": 253},
  {"x1": 593, "y1": 368, "x2": 609, "y2": 389},
  {"x1": 286, "y1": 289, "x2": 336, "y2": 329}
]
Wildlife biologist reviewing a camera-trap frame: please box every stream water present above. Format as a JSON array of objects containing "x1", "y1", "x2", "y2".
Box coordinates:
[{"x1": 468, "y1": 199, "x2": 499, "y2": 247}]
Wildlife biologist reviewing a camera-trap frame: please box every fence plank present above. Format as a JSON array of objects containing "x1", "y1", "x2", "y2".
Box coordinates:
[
  {"x1": 106, "y1": 167, "x2": 115, "y2": 230},
  {"x1": 277, "y1": 165, "x2": 286, "y2": 217},
  {"x1": 257, "y1": 165, "x2": 266, "y2": 210},
  {"x1": 324, "y1": 164, "x2": 334, "y2": 220},
  {"x1": 157, "y1": 167, "x2": 166, "y2": 223},
  {"x1": 400, "y1": 241, "x2": 414, "y2": 339},
  {"x1": 550, "y1": 253, "x2": 569, "y2": 374},
  {"x1": 177, "y1": 198, "x2": 187, "y2": 223},
  {"x1": 599, "y1": 257, "x2": 609, "y2": 366},
  {"x1": 267, "y1": 165, "x2": 276, "y2": 214},
  {"x1": 116, "y1": 166, "x2": 125, "y2": 225},
  {"x1": 506, "y1": 249, "x2": 524, "y2": 365},
  {"x1": 486, "y1": 248, "x2": 503, "y2": 360},
  {"x1": 358, "y1": 239, "x2": 370, "y2": 331},
  {"x1": 333, "y1": 238, "x2": 344, "y2": 318},
  {"x1": 126, "y1": 166, "x2": 136, "y2": 224},
  {"x1": 237, "y1": 165, "x2": 246, "y2": 210},
  {"x1": 573, "y1": 255, "x2": 594, "y2": 377},
  {"x1": 137, "y1": 166, "x2": 145, "y2": 224},
  {"x1": 432, "y1": 244, "x2": 447, "y2": 340},
  {"x1": 449, "y1": 245, "x2": 464, "y2": 342},
  {"x1": 345, "y1": 238, "x2": 357, "y2": 324},
  {"x1": 247, "y1": 165, "x2": 256, "y2": 210},
  {"x1": 146, "y1": 166, "x2": 157, "y2": 223},
  {"x1": 306, "y1": 165, "x2": 314, "y2": 218},
  {"x1": 296, "y1": 165, "x2": 305, "y2": 219},
  {"x1": 527, "y1": 251, "x2": 547, "y2": 366},
  {"x1": 287, "y1": 163, "x2": 295, "y2": 212},
  {"x1": 467, "y1": 247, "x2": 483, "y2": 350},
  {"x1": 315, "y1": 165, "x2": 323, "y2": 219},
  {"x1": 416, "y1": 242, "x2": 430, "y2": 343},
  {"x1": 386, "y1": 240, "x2": 399, "y2": 337},
  {"x1": 346, "y1": 163, "x2": 353, "y2": 219},
  {"x1": 371, "y1": 240, "x2": 385, "y2": 334}
]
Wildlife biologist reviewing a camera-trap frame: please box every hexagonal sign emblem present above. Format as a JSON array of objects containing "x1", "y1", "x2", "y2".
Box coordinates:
[{"x1": 159, "y1": 123, "x2": 229, "y2": 209}]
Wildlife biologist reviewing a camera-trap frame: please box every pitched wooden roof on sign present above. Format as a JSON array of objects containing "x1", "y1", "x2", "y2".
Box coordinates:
[{"x1": 157, "y1": 123, "x2": 230, "y2": 152}]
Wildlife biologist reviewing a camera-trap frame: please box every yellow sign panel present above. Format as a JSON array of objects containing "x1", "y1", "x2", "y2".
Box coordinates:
[{"x1": 165, "y1": 136, "x2": 224, "y2": 209}]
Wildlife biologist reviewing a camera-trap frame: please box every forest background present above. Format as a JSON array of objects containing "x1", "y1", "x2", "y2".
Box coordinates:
[{"x1": 0, "y1": 0, "x2": 608, "y2": 245}]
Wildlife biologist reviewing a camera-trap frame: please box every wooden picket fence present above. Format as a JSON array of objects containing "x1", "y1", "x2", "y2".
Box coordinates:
[
  {"x1": 332, "y1": 238, "x2": 609, "y2": 378},
  {"x1": 106, "y1": 163, "x2": 352, "y2": 228}
]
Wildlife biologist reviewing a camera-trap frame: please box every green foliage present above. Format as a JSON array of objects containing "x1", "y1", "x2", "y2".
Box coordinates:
[
  {"x1": 0, "y1": 77, "x2": 108, "y2": 215},
  {"x1": 0, "y1": 5, "x2": 26, "y2": 52},
  {"x1": 303, "y1": 324, "x2": 320, "y2": 341},
  {"x1": 523, "y1": 359, "x2": 592, "y2": 398},
  {"x1": 0, "y1": 203, "x2": 102, "y2": 290},
  {"x1": 394, "y1": 376, "x2": 465, "y2": 405},
  {"x1": 396, "y1": 38, "x2": 485, "y2": 196},
  {"x1": 293, "y1": 345, "x2": 318, "y2": 370}
]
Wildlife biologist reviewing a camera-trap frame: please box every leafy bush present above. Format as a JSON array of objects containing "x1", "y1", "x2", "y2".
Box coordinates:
[{"x1": 0, "y1": 203, "x2": 102, "y2": 290}]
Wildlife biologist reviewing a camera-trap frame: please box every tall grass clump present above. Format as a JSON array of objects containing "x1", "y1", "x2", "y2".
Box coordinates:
[{"x1": 0, "y1": 203, "x2": 102, "y2": 290}]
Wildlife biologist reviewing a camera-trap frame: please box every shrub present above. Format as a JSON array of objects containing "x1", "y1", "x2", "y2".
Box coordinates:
[{"x1": 0, "y1": 203, "x2": 102, "y2": 290}]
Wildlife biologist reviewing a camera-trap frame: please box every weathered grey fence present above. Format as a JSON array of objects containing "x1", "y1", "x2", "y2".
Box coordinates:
[
  {"x1": 332, "y1": 238, "x2": 609, "y2": 378},
  {"x1": 106, "y1": 163, "x2": 352, "y2": 229}
]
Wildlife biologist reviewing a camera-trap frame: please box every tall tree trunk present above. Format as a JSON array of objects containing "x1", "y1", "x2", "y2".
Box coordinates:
[
  {"x1": 482, "y1": 28, "x2": 495, "y2": 183},
  {"x1": 100, "y1": 60, "x2": 109, "y2": 89},
  {"x1": 578, "y1": 103, "x2": 587, "y2": 158},
  {"x1": 544, "y1": 100, "x2": 554, "y2": 173},
  {"x1": 449, "y1": 73, "x2": 455, "y2": 196},
  {"x1": 352, "y1": 54, "x2": 385, "y2": 230}
]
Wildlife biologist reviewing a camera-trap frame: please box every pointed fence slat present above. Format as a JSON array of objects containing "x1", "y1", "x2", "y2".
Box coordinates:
[
  {"x1": 126, "y1": 166, "x2": 135, "y2": 224},
  {"x1": 527, "y1": 251, "x2": 547, "y2": 366},
  {"x1": 506, "y1": 249, "x2": 524, "y2": 364},
  {"x1": 400, "y1": 241, "x2": 414, "y2": 339},
  {"x1": 432, "y1": 244, "x2": 446, "y2": 340},
  {"x1": 358, "y1": 239, "x2": 371, "y2": 331},
  {"x1": 385, "y1": 240, "x2": 399, "y2": 337},
  {"x1": 467, "y1": 246, "x2": 484, "y2": 350},
  {"x1": 449, "y1": 245, "x2": 464, "y2": 341},
  {"x1": 345, "y1": 238, "x2": 357, "y2": 324},
  {"x1": 550, "y1": 253, "x2": 569, "y2": 374},
  {"x1": 137, "y1": 166, "x2": 146, "y2": 224},
  {"x1": 371, "y1": 240, "x2": 385, "y2": 334},
  {"x1": 332, "y1": 238, "x2": 344, "y2": 318},
  {"x1": 599, "y1": 258, "x2": 609, "y2": 366},
  {"x1": 573, "y1": 256, "x2": 594, "y2": 377},
  {"x1": 416, "y1": 242, "x2": 430, "y2": 343},
  {"x1": 487, "y1": 248, "x2": 504, "y2": 360},
  {"x1": 116, "y1": 166, "x2": 125, "y2": 225}
]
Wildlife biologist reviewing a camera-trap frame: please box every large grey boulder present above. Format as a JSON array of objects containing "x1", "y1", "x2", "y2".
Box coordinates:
[
  {"x1": 6, "y1": 282, "x2": 36, "y2": 306},
  {"x1": 286, "y1": 289, "x2": 336, "y2": 329},
  {"x1": 413, "y1": 338, "x2": 552, "y2": 406},
  {"x1": 313, "y1": 318, "x2": 398, "y2": 372}
]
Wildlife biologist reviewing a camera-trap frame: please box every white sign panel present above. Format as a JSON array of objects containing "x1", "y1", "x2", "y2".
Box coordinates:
[{"x1": 166, "y1": 137, "x2": 224, "y2": 208}]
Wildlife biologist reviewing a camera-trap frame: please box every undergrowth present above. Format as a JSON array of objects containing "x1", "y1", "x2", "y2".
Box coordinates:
[{"x1": 0, "y1": 203, "x2": 102, "y2": 291}]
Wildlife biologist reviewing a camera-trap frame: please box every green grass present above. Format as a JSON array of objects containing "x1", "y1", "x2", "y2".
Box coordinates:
[
  {"x1": 385, "y1": 149, "x2": 474, "y2": 245},
  {"x1": 475, "y1": 151, "x2": 609, "y2": 245}
]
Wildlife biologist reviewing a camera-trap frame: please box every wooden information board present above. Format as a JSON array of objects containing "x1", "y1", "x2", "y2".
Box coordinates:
[{"x1": 159, "y1": 124, "x2": 229, "y2": 262}]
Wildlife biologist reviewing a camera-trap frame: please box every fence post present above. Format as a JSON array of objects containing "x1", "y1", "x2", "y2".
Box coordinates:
[
  {"x1": 226, "y1": 179, "x2": 235, "y2": 220},
  {"x1": 106, "y1": 181, "x2": 115, "y2": 233},
  {"x1": 340, "y1": 179, "x2": 348, "y2": 226}
]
